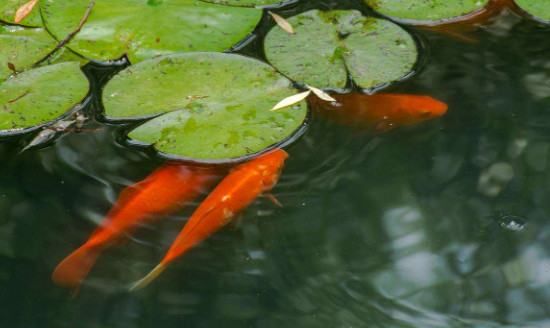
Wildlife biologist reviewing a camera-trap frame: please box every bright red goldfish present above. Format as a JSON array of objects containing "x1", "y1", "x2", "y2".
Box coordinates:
[
  {"x1": 309, "y1": 93, "x2": 448, "y2": 133},
  {"x1": 130, "y1": 149, "x2": 288, "y2": 290},
  {"x1": 52, "y1": 164, "x2": 217, "y2": 289}
]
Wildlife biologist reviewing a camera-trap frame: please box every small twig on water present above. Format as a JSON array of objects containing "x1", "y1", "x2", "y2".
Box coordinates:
[
  {"x1": 34, "y1": 0, "x2": 95, "y2": 66},
  {"x1": 8, "y1": 90, "x2": 30, "y2": 104}
]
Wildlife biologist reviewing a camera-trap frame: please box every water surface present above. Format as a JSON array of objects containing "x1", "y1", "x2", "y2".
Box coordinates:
[{"x1": 1, "y1": 1, "x2": 549, "y2": 327}]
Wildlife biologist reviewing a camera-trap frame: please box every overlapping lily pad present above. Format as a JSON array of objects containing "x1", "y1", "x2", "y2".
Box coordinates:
[
  {"x1": 264, "y1": 10, "x2": 417, "y2": 90},
  {"x1": 0, "y1": 62, "x2": 89, "y2": 134},
  {"x1": 515, "y1": 0, "x2": 550, "y2": 23},
  {"x1": 0, "y1": 0, "x2": 42, "y2": 26},
  {"x1": 41, "y1": 0, "x2": 263, "y2": 63},
  {"x1": 102, "y1": 52, "x2": 307, "y2": 162},
  {"x1": 1, "y1": 26, "x2": 56, "y2": 80},
  {"x1": 364, "y1": 0, "x2": 490, "y2": 25}
]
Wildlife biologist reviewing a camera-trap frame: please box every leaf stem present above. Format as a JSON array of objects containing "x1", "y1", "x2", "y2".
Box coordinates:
[{"x1": 34, "y1": 0, "x2": 96, "y2": 66}]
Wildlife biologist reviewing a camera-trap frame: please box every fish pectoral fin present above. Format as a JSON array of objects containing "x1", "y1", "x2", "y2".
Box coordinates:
[{"x1": 264, "y1": 193, "x2": 283, "y2": 207}]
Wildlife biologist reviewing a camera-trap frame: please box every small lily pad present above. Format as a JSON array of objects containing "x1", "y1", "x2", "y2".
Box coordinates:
[
  {"x1": 0, "y1": 0, "x2": 42, "y2": 26},
  {"x1": 264, "y1": 10, "x2": 417, "y2": 90},
  {"x1": 102, "y1": 52, "x2": 307, "y2": 162},
  {"x1": 0, "y1": 26, "x2": 57, "y2": 80},
  {"x1": 0, "y1": 62, "x2": 89, "y2": 134},
  {"x1": 515, "y1": 0, "x2": 550, "y2": 23},
  {"x1": 41, "y1": 0, "x2": 262, "y2": 63},
  {"x1": 364, "y1": 0, "x2": 490, "y2": 25}
]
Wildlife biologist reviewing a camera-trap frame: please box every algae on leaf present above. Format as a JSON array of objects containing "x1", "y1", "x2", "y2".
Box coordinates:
[
  {"x1": 365, "y1": 0, "x2": 490, "y2": 25},
  {"x1": 264, "y1": 10, "x2": 417, "y2": 90},
  {"x1": 0, "y1": 62, "x2": 89, "y2": 134},
  {"x1": 41, "y1": 0, "x2": 263, "y2": 63},
  {"x1": 102, "y1": 52, "x2": 307, "y2": 161}
]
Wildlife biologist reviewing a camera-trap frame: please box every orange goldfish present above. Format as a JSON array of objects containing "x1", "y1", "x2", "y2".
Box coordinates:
[
  {"x1": 52, "y1": 164, "x2": 217, "y2": 289},
  {"x1": 309, "y1": 93, "x2": 448, "y2": 133},
  {"x1": 130, "y1": 149, "x2": 288, "y2": 290},
  {"x1": 421, "y1": 0, "x2": 514, "y2": 42}
]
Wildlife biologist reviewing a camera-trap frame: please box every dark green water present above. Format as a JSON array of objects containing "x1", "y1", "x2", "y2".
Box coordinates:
[{"x1": 1, "y1": 1, "x2": 550, "y2": 327}]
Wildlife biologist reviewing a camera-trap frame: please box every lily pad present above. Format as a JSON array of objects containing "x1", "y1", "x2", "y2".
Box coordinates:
[
  {"x1": 41, "y1": 0, "x2": 262, "y2": 63},
  {"x1": 199, "y1": 0, "x2": 288, "y2": 6},
  {"x1": 364, "y1": 0, "x2": 490, "y2": 25},
  {"x1": 0, "y1": 26, "x2": 56, "y2": 80},
  {"x1": 264, "y1": 10, "x2": 418, "y2": 90},
  {"x1": 0, "y1": 62, "x2": 89, "y2": 134},
  {"x1": 102, "y1": 52, "x2": 307, "y2": 161},
  {"x1": 0, "y1": 0, "x2": 42, "y2": 26},
  {"x1": 515, "y1": 0, "x2": 550, "y2": 23}
]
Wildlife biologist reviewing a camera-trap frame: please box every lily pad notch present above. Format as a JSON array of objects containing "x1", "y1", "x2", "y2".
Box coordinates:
[{"x1": 264, "y1": 10, "x2": 419, "y2": 91}]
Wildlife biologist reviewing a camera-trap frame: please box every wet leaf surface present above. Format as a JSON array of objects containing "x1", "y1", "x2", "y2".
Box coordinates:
[
  {"x1": 264, "y1": 10, "x2": 417, "y2": 90},
  {"x1": 515, "y1": 0, "x2": 550, "y2": 23},
  {"x1": 0, "y1": 62, "x2": 89, "y2": 134},
  {"x1": 364, "y1": 0, "x2": 490, "y2": 25},
  {"x1": 102, "y1": 52, "x2": 307, "y2": 161},
  {"x1": 0, "y1": 26, "x2": 56, "y2": 80},
  {"x1": 41, "y1": 0, "x2": 263, "y2": 63}
]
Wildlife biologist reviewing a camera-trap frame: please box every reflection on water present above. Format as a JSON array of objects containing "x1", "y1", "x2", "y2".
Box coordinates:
[{"x1": 1, "y1": 1, "x2": 550, "y2": 327}]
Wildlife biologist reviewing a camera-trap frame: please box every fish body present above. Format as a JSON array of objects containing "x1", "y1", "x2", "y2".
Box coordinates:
[
  {"x1": 52, "y1": 164, "x2": 217, "y2": 289},
  {"x1": 310, "y1": 93, "x2": 447, "y2": 133},
  {"x1": 130, "y1": 149, "x2": 289, "y2": 289},
  {"x1": 423, "y1": 0, "x2": 514, "y2": 42}
]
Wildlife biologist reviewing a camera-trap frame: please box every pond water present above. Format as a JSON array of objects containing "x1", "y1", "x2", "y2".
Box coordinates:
[{"x1": 1, "y1": 1, "x2": 550, "y2": 327}]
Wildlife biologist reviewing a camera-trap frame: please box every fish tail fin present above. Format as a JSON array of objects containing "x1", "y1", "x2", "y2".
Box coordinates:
[
  {"x1": 51, "y1": 245, "x2": 102, "y2": 289},
  {"x1": 128, "y1": 263, "x2": 167, "y2": 291}
]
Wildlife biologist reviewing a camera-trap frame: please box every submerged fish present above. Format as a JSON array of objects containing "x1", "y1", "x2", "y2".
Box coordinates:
[
  {"x1": 421, "y1": 0, "x2": 514, "y2": 43},
  {"x1": 52, "y1": 164, "x2": 217, "y2": 289},
  {"x1": 130, "y1": 149, "x2": 288, "y2": 290},
  {"x1": 310, "y1": 93, "x2": 448, "y2": 133}
]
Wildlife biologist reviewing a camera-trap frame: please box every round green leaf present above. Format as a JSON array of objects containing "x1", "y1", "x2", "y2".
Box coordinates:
[
  {"x1": 515, "y1": 0, "x2": 550, "y2": 23},
  {"x1": 0, "y1": 62, "x2": 89, "y2": 134},
  {"x1": 102, "y1": 52, "x2": 307, "y2": 161},
  {"x1": 199, "y1": 0, "x2": 287, "y2": 7},
  {"x1": 0, "y1": 0, "x2": 42, "y2": 26},
  {"x1": 41, "y1": 0, "x2": 262, "y2": 63},
  {"x1": 0, "y1": 26, "x2": 57, "y2": 80},
  {"x1": 364, "y1": 0, "x2": 490, "y2": 24},
  {"x1": 264, "y1": 10, "x2": 417, "y2": 90}
]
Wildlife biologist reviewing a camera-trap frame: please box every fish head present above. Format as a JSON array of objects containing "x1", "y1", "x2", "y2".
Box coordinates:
[
  {"x1": 409, "y1": 95, "x2": 448, "y2": 120},
  {"x1": 361, "y1": 94, "x2": 448, "y2": 133},
  {"x1": 389, "y1": 95, "x2": 448, "y2": 127}
]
